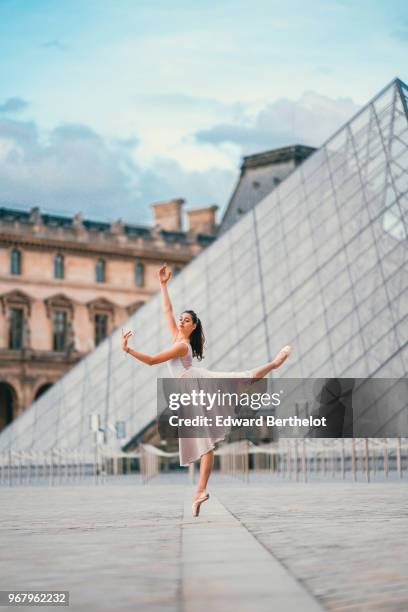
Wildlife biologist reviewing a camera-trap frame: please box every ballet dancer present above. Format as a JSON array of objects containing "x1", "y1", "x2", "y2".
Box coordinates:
[{"x1": 121, "y1": 264, "x2": 292, "y2": 517}]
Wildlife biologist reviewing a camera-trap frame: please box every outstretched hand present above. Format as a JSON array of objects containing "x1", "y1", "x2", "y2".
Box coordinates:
[
  {"x1": 121, "y1": 328, "x2": 133, "y2": 352},
  {"x1": 158, "y1": 263, "x2": 172, "y2": 285}
]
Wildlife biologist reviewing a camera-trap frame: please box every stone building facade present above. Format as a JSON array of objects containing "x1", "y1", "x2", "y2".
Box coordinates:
[
  {"x1": 0, "y1": 199, "x2": 217, "y2": 430},
  {"x1": 219, "y1": 145, "x2": 316, "y2": 235}
]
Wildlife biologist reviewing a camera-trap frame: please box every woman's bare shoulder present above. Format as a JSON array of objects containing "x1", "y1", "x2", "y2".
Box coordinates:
[{"x1": 172, "y1": 340, "x2": 189, "y2": 355}]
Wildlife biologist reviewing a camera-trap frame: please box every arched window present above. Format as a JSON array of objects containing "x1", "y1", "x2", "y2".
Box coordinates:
[
  {"x1": 96, "y1": 259, "x2": 105, "y2": 283},
  {"x1": 10, "y1": 248, "x2": 21, "y2": 275},
  {"x1": 34, "y1": 383, "x2": 54, "y2": 401},
  {"x1": 0, "y1": 382, "x2": 16, "y2": 431},
  {"x1": 54, "y1": 254, "x2": 64, "y2": 279},
  {"x1": 135, "y1": 261, "x2": 145, "y2": 287}
]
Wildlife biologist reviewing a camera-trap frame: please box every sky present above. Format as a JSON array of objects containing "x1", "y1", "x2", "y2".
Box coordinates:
[{"x1": 0, "y1": 0, "x2": 407, "y2": 225}]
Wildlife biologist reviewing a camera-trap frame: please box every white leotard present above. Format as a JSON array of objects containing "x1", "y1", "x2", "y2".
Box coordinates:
[
  {"x1": 166, "y1": 340, "x2": 257, "y2": 467},
  {"x1": 167, "y1": 341, "x2": 193, "y2": 378},
  {"x1": 166, "y1": 341, "x2": 256, "y2": 380}
]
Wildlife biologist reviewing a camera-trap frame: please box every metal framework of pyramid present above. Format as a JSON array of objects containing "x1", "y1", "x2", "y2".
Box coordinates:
[{"x1": 0, "y1": 77, "x2": 407, "y2": 452}]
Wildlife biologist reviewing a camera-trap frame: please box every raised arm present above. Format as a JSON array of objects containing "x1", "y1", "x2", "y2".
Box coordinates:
[
  {"x1": 121, "y1": 329, "x2": 188, "y2": 365},
  {"x1": 158, "y1": 264, "x2": 178, "y2": 339}
]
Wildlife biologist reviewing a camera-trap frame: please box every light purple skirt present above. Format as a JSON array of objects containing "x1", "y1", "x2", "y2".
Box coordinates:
[{"x1": 176, "y1": 366, "x2": 255, "y2": 466}]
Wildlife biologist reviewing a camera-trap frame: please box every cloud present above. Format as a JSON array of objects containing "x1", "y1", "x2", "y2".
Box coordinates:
[
  {"x1": 115, "y1": 136, "x2": 139, "y2": 149},
  {"x1": 0, "y1": 90, "x2": 363, "y2": 226},
  {"x1": 195, "y1": 91, "x2": 361, "y2": 153},
  {"x1": 136, "y1": 158, "x2": 234, "y2": 211},
  {"x1": 0, "y1": 97, "x2": 29, "y2": 114},
  {"x1": 41, "y1": 40, "x2": 67, "y2": 51},
  {"x1": 0, "y1": 118, "x2": 233, "y2": 225},
  {"x1": 0, "y1": 118, "x2": 134, "y2": 218}
]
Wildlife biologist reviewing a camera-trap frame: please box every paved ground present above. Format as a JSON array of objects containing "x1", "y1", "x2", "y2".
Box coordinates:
[
  {"x1": 213, "y1": 478, "x2": 408, "y2": 612},
  {"x1": 0, "y1": 473, "x2": 407, "y2": 611}
]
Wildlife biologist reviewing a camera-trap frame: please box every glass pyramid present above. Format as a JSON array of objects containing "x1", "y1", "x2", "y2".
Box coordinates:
[{"x1": 0, "y1": 77, "x2": 407, "y2": 452}]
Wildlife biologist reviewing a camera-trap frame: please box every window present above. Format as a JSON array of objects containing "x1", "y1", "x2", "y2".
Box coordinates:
[
  {"x1": 135, "y1": 262, "x2": 145, "y2": 287},
  {"x1": 52, "y1": 310, "x2": 67, "y2": 351},
  {"x1": 95, "y1": 313, "x2": 108, "y2": 346},
  {"x1": 54, "y1": 254, "x2": 64, "y2": 279},
  {"x1": 86, "y1": 299, "x2": 114, "y2": 343},
  {"x1": 44, "y1": 294, "x2": 74, "y2": 352},
  {"x1": 8, "y1": 308, "x2": 23, "y2": 349},
  {"x1": 1, "y1": 292, "x2": 32, "y2": 349},
  {"x1": 10, "y1": 249, "x2": 21, "y2": 275},
  {"x1": 96, "y1": 259, "x2": 105, "y2": 283}
]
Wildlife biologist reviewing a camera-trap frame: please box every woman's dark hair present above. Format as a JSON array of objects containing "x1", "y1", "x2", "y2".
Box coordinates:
[{"x1": 183, "y1": 310, "x2": 205, "y2": 360}]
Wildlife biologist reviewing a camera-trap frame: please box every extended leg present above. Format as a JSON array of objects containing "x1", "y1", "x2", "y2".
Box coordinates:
[{"x1": 251, "y1": 345, "x2": 292, "y2": 379}]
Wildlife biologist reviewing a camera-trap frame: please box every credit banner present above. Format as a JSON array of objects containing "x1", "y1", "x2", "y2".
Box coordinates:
[{"x1": 156, "y1": 378, "x2": 408, "y2": 441}]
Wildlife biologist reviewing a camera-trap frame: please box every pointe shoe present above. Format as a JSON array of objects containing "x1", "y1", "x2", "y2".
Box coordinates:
[
  {"x1": 274, "y1": 345, "x2": 292, "y2": 368},
  {"x1": 192, "y1": 491, "x2": 210, "y2": 517}
]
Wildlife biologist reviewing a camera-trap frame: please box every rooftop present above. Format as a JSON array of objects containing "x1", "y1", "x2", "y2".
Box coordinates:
[
  {"x1": 241, "y1": 144, "x2": 316, "y2": 170},
  {"x1": 0, "y1": 205, "x2": 216, "y2": 247}
]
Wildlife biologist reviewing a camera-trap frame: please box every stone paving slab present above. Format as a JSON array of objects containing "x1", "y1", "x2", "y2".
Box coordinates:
[
  {"x1": 1, "y1": 475, "x2": 407, "y2": 611},
  {"x1": 0, "y1": 484, "x2": 183, "y2": 612},
  {"x1": 212, "y1": 479, "x2": 408, "y2": 612},
  {"x1": 182, "y1": 493, "x2": 324, "y2": 612}
]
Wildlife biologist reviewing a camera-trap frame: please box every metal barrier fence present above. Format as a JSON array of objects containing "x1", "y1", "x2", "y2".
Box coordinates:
[
  {"x1": 216, "y1": 438, "x2": 408, "y2": 483},
  {"x1": 1, "y1": 438, "x2": 406, "y2": 486},
  {"x1": 215, "y1": 440, "x2": 250, "y2": 482},
  {"x1": 0, "y1": 448, "x2": 141, "y2": 487},
  {"x1": 139, "y1": 443, "x2": 179, "y2": 484}
]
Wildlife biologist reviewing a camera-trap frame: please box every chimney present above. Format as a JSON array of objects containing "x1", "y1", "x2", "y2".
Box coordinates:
[
  {"x1": 186, "y1": 205, "x2": 218, "y2": 235},
  {"x1": 151, "y1": 198, "x2": 184, "y2": 231}
]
